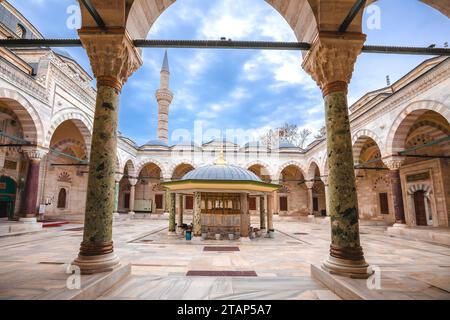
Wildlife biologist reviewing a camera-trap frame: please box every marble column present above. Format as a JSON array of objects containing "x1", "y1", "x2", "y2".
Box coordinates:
[
  {"x1": 128, "y1": 178, "x2": 138, "y2": 215},
  {"x1": 72, "y1": 28, "x2": 142, "y2": 274},
  {"x1": 113, "y1": 174, "x2": 123, "y2": 216},
  {"x1": 302, "y1": 32, "x2": 371, "y2": 278},
  {"x1": 259, "y1": 195, "x2": 266, "y2": 230},
  {"x1": 21, "y1": 147, "x2": 46, "y2": 221},
  {"x1": 177, "y1": 194, "x2": 184, "y2": 232},
  {"x1": 272, "y1": 190, "x2": 279, "y2": 215},
  {"x1": 193, "y1": 192, "x2": 201, "y2": 236},
  {"x1": 168, "y1": 193, "x2": 176, "y2": 234},
  {"x1": 321, "y1": 176, "x2": 330, "y2": 216},
  {"x1": 385, "y1": 158, "x2": 406, "y2": 225},
  {"x1": 305, "y1": 181, "x2": 315, "y2": 217},
  {"x1": 267, "y1": 194, "x2": 274, "y2": 231},
  {"x1": 240, "y1": 193, "x2": 250, "y2": 237}
]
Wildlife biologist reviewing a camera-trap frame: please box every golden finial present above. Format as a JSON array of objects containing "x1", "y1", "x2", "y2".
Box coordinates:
[{"x1": 215, "y1": 150, "x2": 228, "y2": 165}]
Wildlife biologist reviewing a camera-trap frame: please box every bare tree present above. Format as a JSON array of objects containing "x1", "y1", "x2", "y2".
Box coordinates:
[
  {"x1": 314, "y1": 126, "x2": 327, "y2": 139},
  {"x1": 297, "y1": 128, "x2": 312, "y2": 149}
]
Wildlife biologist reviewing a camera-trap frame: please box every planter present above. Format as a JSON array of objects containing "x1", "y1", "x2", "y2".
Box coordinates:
[
  {"x1": 228, "y1": 233, "x2": 234, "y2": 240},
  {"x1": 201, "y1": 233, "x2": 207, "y2": 240},
  {"x1": 268, "y1": 230, "x2": 275, "y2": 239},
  {"x1": 185, "y1": 231, "x2": 192, "y2": 241},
  {"x1": 250, "y1": 232, "x2": 256, "y2": 239},
  {"x1": 215, "y1": 234, "x2": 221, "y2": 240}
]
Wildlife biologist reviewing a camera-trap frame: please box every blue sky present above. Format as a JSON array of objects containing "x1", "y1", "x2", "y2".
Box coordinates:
[{"x1": 10, "y1": 0, "x2": 450, "y2": 146}]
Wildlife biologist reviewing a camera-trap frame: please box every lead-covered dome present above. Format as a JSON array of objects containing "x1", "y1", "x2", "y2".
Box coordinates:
[{"x1": 182, "y1": 164, "x2": 262, "y2": 182}]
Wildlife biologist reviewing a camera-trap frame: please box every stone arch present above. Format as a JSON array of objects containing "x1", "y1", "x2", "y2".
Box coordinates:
[
  {"x1": 45, "y1": 112, "x2": 93, "y2": 151},
  {"x1": 407, "y1": 184, "x2": 433, "y2": 198},
  {"x1": 48, "y1": 138, "x2": 88, "y2": 163},
  {"x1": 0, "y1": 88, "x2": 44, "y2": 145},
  {"x1": 386, "y1": 100, "x2": 450, "y2": 156},
  {"x1": 352, "y1": 129, "x2": 384, "y2": 163},
  {"x1": 246, "y1": 160, "x2": 273, "y2": 179},
  {"x1": 306, "y1": 158, "x2": 321, "y2": 180},
  {"x1": 168, "y1": 160, "x2": 197, "y2": 179},
  {"x1": 276, "y1": 161, "x2": 306, "y2": 181},
  {"x1": 123, "y1": 159, "x2": 137, "y2": 178},
  {"x1": 136, "y1": 159, "x2": 167, "y2": 178},
  {"x1": 123, "y1": 0, "x2": 318, "y2": 44}
]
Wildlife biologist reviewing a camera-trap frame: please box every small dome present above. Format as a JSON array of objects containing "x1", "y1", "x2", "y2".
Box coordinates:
[
  {"x1": 278, "y1": 142, "x2": 298, "y2": 148},
  {"x1": 142, "y1": 139, "x2": 168, "y2": 147},
  {"x1": 182, "y1": 164, "x2": 262, "y2": 182}
]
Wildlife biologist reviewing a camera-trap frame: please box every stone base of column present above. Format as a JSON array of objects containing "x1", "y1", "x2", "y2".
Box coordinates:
[
  {"x1": 113, "y1": 212, "x2": 120, "y2": 218},
  {"x1": 19, "y1": 217, "x2": 38, "y2": 223},
  {"x1": 72, "y1": 252, "x2": 120, "y2": 275},
  {"x1": 322, "y1": 256, "x2": 373, "y2": 279},
  {"x1": 128, "y1": 211, "x2": 135, "y2": 217},
  {"x1": 168, "y1": 231, "x2": 177, "y2": 236}
]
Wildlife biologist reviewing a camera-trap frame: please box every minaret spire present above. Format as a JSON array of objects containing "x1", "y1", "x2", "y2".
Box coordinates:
[{"x1": 155, "y1": 50, "x2": 173, "y2": 144}]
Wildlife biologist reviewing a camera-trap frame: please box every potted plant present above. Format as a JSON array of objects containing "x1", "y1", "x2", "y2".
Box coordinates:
[{"x1": 215, "y1": 233, "x2": 221, "y2": 240}]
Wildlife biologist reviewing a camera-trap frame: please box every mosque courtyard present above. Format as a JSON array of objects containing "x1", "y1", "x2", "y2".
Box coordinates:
[{"x1": 0, "y1": 217, "x2": 449, "y2": 300}]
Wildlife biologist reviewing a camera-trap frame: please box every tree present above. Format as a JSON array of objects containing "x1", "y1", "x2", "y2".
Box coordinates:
[
  {"x1": 259, "y1": 123, "x2": 312, "y2": 149},
  {"x1": 314, "y1": 126, "x2": 326, "y2": 139}
]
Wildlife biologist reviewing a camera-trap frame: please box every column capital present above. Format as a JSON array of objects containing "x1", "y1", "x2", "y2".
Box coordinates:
[
  {"x1": 305, "y1": 181, "x2": 315, "y2": 189},
  {"x1": 320, "y1": 176, "x2": 329, "y2": 186},
  {"x1": 302, "y1": 32, "x2": 366, "y2": 96},
  {"x1": 22, "y1": 146, "x2": 47, "y2": 161},
  {"x1": 78, "y1": 27, "x2": 143, "y2": 91},
  {"x1": 128, "y1": 178, "x2": 138, "y2": 186},
  {"x1": 114, "y1": 173, "x2": 123, "y2": 182},
  {"x1": 383, "y1": 156, "x2": 406, "y2": 170}
]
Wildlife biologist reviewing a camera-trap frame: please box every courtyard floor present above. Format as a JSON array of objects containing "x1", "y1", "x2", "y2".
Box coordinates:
[{"x1": 0, "y1": 217, "x2": 449, "y2": 300}]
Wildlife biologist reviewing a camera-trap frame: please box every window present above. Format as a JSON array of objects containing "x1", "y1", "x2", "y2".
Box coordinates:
[
  {"x1": 16, "y1": 24, "x2": 26, "y2": 39},
  {"x1": 379, "y1": 193, "x2": 389, "y2": 215},
  {"x1": 155, "y1": 194, "x2": 163, "y2": 209},
  {"x1": 185, "y1": 196, "x2": 193, "y2": 210},
  {"x1": 249, "y1": 197, "x2": 256, "y2": 210},
  {"x1": 57, "y1": 188, "x2": 67, "y2": 209},
  {"x1": 280, "y1": 196, "x2": 288, "y2": 211}
]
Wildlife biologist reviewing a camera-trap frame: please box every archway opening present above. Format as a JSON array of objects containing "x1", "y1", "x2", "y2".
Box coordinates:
[
  {"x1": 279, "y1": 164, "x2": 307, "y2": 216},
  {"x1": 44, "y1": 119, "x2": 91, "y2": 219},
  {"x1": 136, "y1": 163, "x2": 164, "y2": 213}
]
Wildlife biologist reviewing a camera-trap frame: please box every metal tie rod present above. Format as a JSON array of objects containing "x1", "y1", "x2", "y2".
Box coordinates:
[{"x1": 0, "y1": 39, "x2": 449, "y2": 56}]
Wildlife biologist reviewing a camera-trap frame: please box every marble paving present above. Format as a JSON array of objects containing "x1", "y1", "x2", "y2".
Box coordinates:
[{"x1": 0, "y1": 218, "x2": 449, "y2": 300}]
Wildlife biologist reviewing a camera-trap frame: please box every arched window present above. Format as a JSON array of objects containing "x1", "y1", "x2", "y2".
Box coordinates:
[
  {"x1": 57, "y1": 188, "x2": 67, "y2": 209},
  {"x1": 16, "y1": 24, "x2": 26, "y2": 39}
]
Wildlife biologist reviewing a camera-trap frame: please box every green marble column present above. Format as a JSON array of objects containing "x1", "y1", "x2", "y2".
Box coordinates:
[
  {"x1": 322, "y1": 89, "x2": 370, "y2": 278},
  {"x1": 74, "y1": 84, "x2": 120, "y2": 272},
  {"x1": 113, "y1": 181, "x2": 120, "y2": 213},
  {"x1": 259, "y1": 196, "x2": 266, "y2": 230},
  {"x1": 193, "y1": 192, "x2": 202, "y2": 236},
  {"x1": 169, "y1": 193, "x2": 176, "y2": 233},
  {"x1": 177, "y1": 194, "x2": 184, "y2": 232}
]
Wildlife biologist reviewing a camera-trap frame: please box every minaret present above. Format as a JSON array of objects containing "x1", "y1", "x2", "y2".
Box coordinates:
[{"x1": 155, "y1": 50, "x2": 173, "y2": 144}]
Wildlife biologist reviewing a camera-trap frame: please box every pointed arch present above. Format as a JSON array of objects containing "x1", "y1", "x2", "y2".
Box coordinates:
[
  {"x1": 306, "y1": 158, "x2": 321, "y2": 180},
  {"x1": 275, "y1": 161, "x2": 306, "y2": 181},
  {"x1": 168, "y1": 160, "x2": 197, "y2": 180},
  {"x1": 0, "y1": 88, "x2": 44, "y2": 145},
  {"x1": 352, "y1": 129, "x2": 384, "y2": 163},
  {"x1": 45, "y1": 111, "x2": 93, "y2": 151},
  {"x1": 136, "y1": 159, "x2": 168, "y2": 178},
  {"x1": 386, "y1": 100, "x2": 450, "y2": 156}
]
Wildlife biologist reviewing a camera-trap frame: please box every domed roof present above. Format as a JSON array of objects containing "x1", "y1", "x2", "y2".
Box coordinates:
[
  {"x1": 142, "y1": 139, "x2": 168, "y2": 147},
  {"x1": 182, "y1": 164, "x2": 262, "y2": 182},
  {"x1": 279, "y1": 142, "x2": 298, "y2": 148}
]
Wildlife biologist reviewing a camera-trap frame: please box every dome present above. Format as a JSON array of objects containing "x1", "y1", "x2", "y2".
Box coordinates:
[
  {"x1": 182, "y1": 164, "x2": 262, "y2": 182},
  {"x1": 278, "y1": 142, "x2": 298, "y2": 148},
  {"x1": 142, "y1": 139, "x2": 168, "y2": 147}
]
